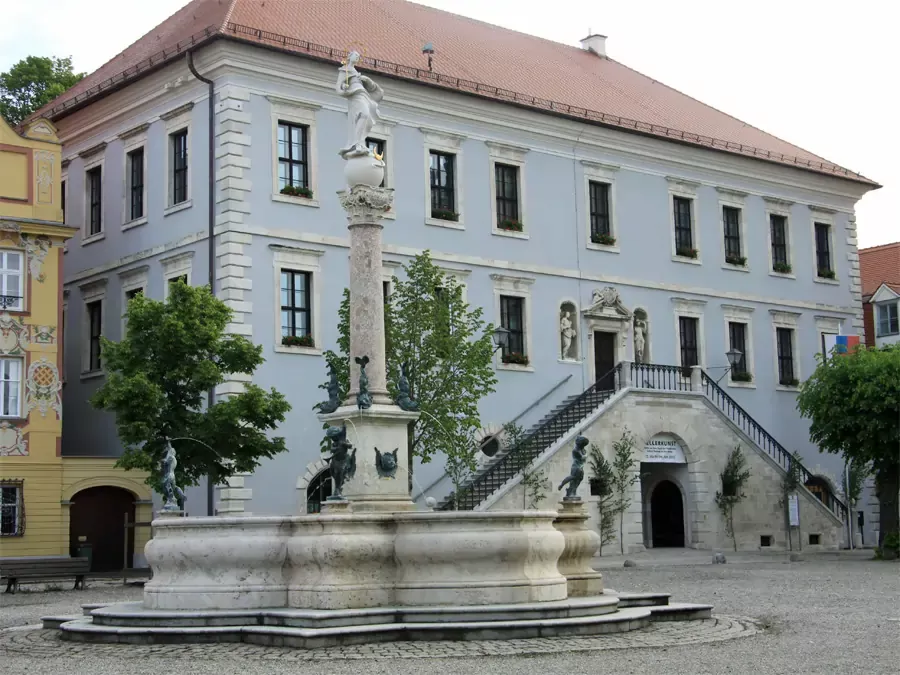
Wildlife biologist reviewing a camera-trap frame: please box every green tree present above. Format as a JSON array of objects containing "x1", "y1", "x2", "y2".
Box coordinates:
[
  {"x1": 715, "y1": 446, "x2": 751, "y2": 552},
  {"x1": 588, "y1": 442, "x2": 618, "y2": 554},
  {"x1": 319, "y1": 251, "x2": 498, "y2": 483},
  {"x1": 0, "y1": 56, "x2": 84, "y2": 125},
  {"x1": 796, "y1": 344, "x2": 900, "y2": 559},
  {"x1": 611, "y1": 429, "x2": 640, "y2": 555},
  {"x1": 91, "y1": 283, "x2": 291, "y2": 492}
]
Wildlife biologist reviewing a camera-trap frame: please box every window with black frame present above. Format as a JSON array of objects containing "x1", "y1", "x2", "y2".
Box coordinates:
[
  {"x1": 170, "y1": 130, "x2": 188, "y2": 205},
  {"x1": 366, "y1": 137, "x2": 386, "y2": 188},
  {"x1": 86, "y1": 166, "x2": 102, "y2": 235},
  {"x1": 728, "y1": 322, "x2": 748, "y2": 376},
  {"x1": 280, "y1": 270, "x2": 312, "y2": 344},
  {"x1": 500, "y1": 295, "x2": 525, "y2": 361},
  {"x1": 589, "y1": 180, "x2": 611, "y2": 240},
  {"x1": 0, "y1": 481, "x2": 24, "y2": 537},
  {"x1": 770, "y1": 214, "x2": 789, "y2": 270},
  {"x1": 429, "y1": 151, "x2": 456, "y2": 218},
  {"x1": 278, "y1": 122, "x2": 309, "y2": 193},
  {"x1": 776, "y1": 327, "x2": 795, "y2": 385},
  {"x1": 814, "y1": 222, "x2": 833, "y2": 276},
  {"x1": 723, "y1": 206, "x2": 742, "y2": 262},
  {"x1": 679, "y1": 316, "x2": 699, "y2": 367},
  {"x1": 127, "y1": 147, "x2": 144, "y2": 221},
  {"x1": 494, "y1": 163, "x2": 519, "y2": 226},
  {"x1": 673, "y1": 196, "x2": 693, "y2": 254},
  {"x1": 87, "y1": 300, "x2": 102, "y2": 371}
]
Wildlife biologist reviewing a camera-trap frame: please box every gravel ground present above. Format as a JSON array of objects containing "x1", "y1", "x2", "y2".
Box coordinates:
[{"x1": 1, "y1": 553, "x2": 897, "y2": 675}]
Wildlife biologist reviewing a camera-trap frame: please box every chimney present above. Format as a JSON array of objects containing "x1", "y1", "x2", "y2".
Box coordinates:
[{"x1": 580, "y1": 34, "x2": 607, "y2": 57}]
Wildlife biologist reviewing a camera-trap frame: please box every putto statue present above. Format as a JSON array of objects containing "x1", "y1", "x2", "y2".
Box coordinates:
[
  {"x1": 160, "y1": 443, "x2": 185, "y2": 512},
  {"x1": 558, "y1": 435, "x2": 588, "y2": 500},
  {"x1": 336, "y1": 51, "x2": 384, "y2": 159},
  {"x1": 325, "y1": 424, "x2": 357, "y2": 498}
]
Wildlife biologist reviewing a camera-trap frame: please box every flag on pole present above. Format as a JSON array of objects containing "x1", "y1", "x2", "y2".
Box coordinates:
[{"x1": 823, "y1": 334, "x2": 860, "y2": 357}]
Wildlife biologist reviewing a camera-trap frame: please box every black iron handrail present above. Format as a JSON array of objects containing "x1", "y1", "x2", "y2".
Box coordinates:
[
  {"x1": 0, "y1": 295, "x2": 22, "y2": 309},
  {"x1": 632, "y1": 362, "x2": 693, "y2": 391},
  {"x1": 440, "y1": 364, "x2": 622, "y2": 510},
  {"x1": 700, "y1": 372, "x2": 847, "y2": 522}
]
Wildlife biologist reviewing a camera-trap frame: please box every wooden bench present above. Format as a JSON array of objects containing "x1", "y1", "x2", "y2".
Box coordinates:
[{"x1": 0, "y1": 557, "x2": 90, "y2": 593}]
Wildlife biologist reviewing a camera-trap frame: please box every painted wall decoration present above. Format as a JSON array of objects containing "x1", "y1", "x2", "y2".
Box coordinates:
[
  {"x1": 0, "y1": 421, "x2": 28, "y2": 456},
  {"x1": 30, "y1": 325, "x2": 56, "y2": 345},
  {"x1": 35, "y1": 150, "x2": 55, "y2": 205},
  {"x1": 25, "y1": 356, "x2": 62, "y2": 418},
  {"x1": 19, "y1": 233, "x2": 51, "y2": 282},
  {"x1": 0, "y1": 312, "x2": 29, "y2": 354}
]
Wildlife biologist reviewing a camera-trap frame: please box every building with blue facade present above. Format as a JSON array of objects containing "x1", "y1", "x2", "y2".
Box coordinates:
[{"x1": 41, "y1": 0, "x2": 878, "y2": 547}]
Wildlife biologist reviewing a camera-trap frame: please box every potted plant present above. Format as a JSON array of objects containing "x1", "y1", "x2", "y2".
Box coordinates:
[
  {"x1": 676, "y1": 247, "x2": 698, "y2": 259},
  {"x1": 280, "y1": 185, "x2": 314, "y2": 199},
  {"x1": 817, "y1": 268, "x2": 836, "y2": 280},
  {"x1": 731, "y1": 371, "x2": 753, "y2": 383},
  {"x1": 780, "y1": 377, "x2": 800, "y2": 388},
  {"x1": 773, "y1": 262, "x2": 793, "y2": 274},
  {"x1": 501, "y1": 352, "x2": 529, "y2": 366},
  {"x1": 725, "y1": 255, "x2": 747, "y2": 267},
  {"x1": 431, "y1": 209, "x2": 459, "y2": 222},
  {"x1": 591, "y1": 232, "x2": 617, "y2": 246},
  {"x1": 281, "y1": 334, "x2": 315, "y2": 348},
  {"x1": 498, "y1": 219, "x2": 524, "y2": 233}
]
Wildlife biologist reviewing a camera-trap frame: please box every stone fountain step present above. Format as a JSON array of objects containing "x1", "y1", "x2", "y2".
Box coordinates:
[
  {"x1": 612, "y1": 591, "x2": 672, "y2": 607},
  {"x1": 57, "y1": 606, "x2": 654, "y2": 648},
  {"x1": 82, "y1": 602, "x2": 111, "y2": 616},
  {"x1": 647, "y1": 602, "x2": 713, "y2": 621},
  {"x1": 42, "y1": 615, "x2": 81, "y2": 629}
]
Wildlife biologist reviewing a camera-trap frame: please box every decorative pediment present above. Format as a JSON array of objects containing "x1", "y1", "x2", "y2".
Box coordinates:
[
  {"x1": 583, "y1": 286, "x2": 632, "y2": 320},
  {"x1": 871, "y1": 283, "x2": 900, "y2": 304}
]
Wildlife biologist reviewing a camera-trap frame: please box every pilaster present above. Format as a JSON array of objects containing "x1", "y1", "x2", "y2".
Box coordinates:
[{"x1": 845, "y1": 213, "x2": 864, "y2": 335}]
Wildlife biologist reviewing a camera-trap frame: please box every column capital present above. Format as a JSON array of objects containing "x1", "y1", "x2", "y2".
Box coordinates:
[{"x1": 338, "y1": 185, "x2": 395, "y2": 226}]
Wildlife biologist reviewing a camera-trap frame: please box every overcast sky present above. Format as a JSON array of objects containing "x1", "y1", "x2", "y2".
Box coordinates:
[{"x1": 1, "y1": 0, "x2": 894, "y2": 247}]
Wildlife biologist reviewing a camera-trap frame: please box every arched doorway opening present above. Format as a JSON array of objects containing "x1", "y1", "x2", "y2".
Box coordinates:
[
  {"x1": 69, "y1": 486, "x2": 136, "y2": 572},
  {"x1": 306, "y1": 468, "x2": 333, "y2": 514},
  {"x1": 650, "y1": 480, "x2": 685, "y2": 548},
  {"x1": 804, "y1": 476, "x2": 829, "y2": 504}
]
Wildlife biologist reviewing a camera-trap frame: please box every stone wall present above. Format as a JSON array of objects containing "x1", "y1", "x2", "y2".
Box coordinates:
[{"x1": 488, "y1": 389, "x2": 842, "y2": 552}]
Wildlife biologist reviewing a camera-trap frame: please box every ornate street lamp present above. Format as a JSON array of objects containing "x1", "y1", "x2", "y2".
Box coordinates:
[{"x1": 492, "y1": 326, "x2": 510, "y2": 353}]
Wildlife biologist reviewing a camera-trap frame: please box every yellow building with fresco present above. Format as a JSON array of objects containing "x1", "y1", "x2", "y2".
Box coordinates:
[{"x1": 0, "y1": 116, "x2": 151, "y2": 570}]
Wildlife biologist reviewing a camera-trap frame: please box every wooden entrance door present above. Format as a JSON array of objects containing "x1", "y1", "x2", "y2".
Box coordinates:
[
  {"x1": 594, "y1": 331, "x2": 616, "y2": 389},
  {"x1": 69, "y1": 486, "x2": 135, "y2": 572}
]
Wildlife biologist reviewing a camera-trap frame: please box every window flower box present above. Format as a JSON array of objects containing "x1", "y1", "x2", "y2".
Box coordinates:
[
  {"x1": 676, "y1": 247, "x2": 698, "y2": 259},
  {"x1": 498, "y1": 219, "x2": 524, "y2": 233},
  {"x1": 817, "y1": 268, "x2": 836, "y2": 280},
  {"x1": 431, "y1": 209, "x2": 459, "y2": 222},
  {"x1": 725, "y1": 255, "x2": 747, "y2": 267},
  {"x1": 591, "y1": 233, "x2": 617, "y2": 246},
  {"x1": 731, "y1": 371, "x2": 753, "y2": 383},
  {"x1": 772, "y1": 262, "x2": 793, "y2": 274},
  {"x1": 501, "y1": 352, "x2": 529, "y2": 366},
  {"x1": 779, "y1": 377, "x2": 799, "y2": 388},
  {"x1": 280, "y1": 185, "x2": 314, "y2": 199},
  {"x1": 281, "y1": 334, "x2": 315, "y2": 348}
]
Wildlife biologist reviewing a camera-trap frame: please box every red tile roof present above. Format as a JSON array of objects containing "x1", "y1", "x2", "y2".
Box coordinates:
[
  {"x1": 860, "y1": 242, "x2": 900, "y2": 298},
  {"x1": 34, "y1": 0, "x2": 875, "y2": 184}
]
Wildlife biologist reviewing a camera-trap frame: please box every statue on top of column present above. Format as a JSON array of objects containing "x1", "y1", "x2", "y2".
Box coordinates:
[{"x1": 336, "y1": 51, "x2": 384, "y2": 159}]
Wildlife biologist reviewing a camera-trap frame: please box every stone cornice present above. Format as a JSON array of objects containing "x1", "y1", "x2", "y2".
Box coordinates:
[
  {"x1": 78, "y1": 142, "x2": 107, "y2": 159},
  {"x1": 160, "y1": 102, "x2": 194, "y2": 121}
]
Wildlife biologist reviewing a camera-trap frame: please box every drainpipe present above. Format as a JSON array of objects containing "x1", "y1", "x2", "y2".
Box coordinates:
[{"x1": 186, "y1": 50, "x2": 217, "y2": 517}]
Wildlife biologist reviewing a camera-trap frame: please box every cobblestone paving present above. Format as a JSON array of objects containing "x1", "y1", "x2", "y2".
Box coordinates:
[{"x1": 0, "y1": 616, "x2": 760, "y2": 660}]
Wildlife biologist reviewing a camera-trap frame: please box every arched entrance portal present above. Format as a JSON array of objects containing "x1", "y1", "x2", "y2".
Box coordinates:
[
  {"x1": 306, "y1": 468, "x2": 333, "y2": 514},
  {"x1": 650, "y1": 480, "x2": 685, "y2": 548},
  {"x1": 69, "y1": 486, "x2": 135, "y2": 572}
]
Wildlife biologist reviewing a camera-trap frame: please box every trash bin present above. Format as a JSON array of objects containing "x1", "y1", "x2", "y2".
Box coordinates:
[{"x1": 75, "y1": 538, "x2": 93, "y2": 572}]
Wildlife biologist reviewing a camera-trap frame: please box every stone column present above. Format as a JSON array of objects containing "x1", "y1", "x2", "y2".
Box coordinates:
[{"x1": 338, "y1": 185, "x2": 394, "y2": 405}]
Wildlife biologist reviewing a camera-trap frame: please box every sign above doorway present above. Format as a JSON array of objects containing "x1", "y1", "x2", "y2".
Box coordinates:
[{"x1": 643, "y1": 434, "x2": 686, "y2": 464}]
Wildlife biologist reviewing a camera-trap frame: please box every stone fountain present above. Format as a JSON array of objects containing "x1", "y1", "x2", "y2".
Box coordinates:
[{"x1": 45, "y1": 51, "x2": 711, "y2": 648}]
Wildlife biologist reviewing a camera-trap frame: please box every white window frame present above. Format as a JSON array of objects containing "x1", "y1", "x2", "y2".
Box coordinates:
[
  {"x1": 583, "y1": 160, "x2": 620, "y2": 253},
  {"x1": 487, "y1": 141, "x2": 529, "y2": 240},
  {"x1": 161, "y1": 251, "x2": 194, "y2": 300},
  {"x1": 0, "y1": 357, "x2": 24, "y2": 418},
  {"x1": 810, "y1": 207, "x2": 839, "y2": 285},
  {"x1": 271, "y1": 244, "x2": 324, "y2": 356},
  {"x1": 365, "y1": 120, "x2": 396, "y2": 219},
  {"x1": 119, "y1": 265, "x2": 149, "y2": 335},
  {"x1": 672, "y1": 297, "x2": 707, "y2": 368},
  {"x1": 765, "y1": 197, "x2": 795, "y2": 278},
  {"x1": 0, "y1": 250, "x2": 25, "y2": 312},
  {"x1": 721, "y1": 304, "x2": 755, "y2": 388},
  {"x1": 161, "y1": 103, "x2": 193, "y2": 215},
  {"x1": 120, "y1": 123, "x2": 149, "y2": 230},
  {"x1": 422, "y1": 127, "x2": 466, "y2": 230},
  {"x1": 717, "y1": 188, "x2": 749, "y2": 272},
  {"x1": 876, "y1": 302, "x2": 899, "y2": 337},
  {"x1": 79, "y1": 278, "x2": 108, "y2": 378},
  {"x1": 667, "y1": 177, "x2": 701, "y2": 265},
  {"x1": 770, "y1": 310, "x2": 801, "y2": 390},
  {"x1": 0, "y1": 481, "x2": 24, "y2": 536},
  {"x1": 269, "y1": 96, "x2": 321, "y2": 208},
  {"x1": 491, "y1": 273, "x2": 535, "y2": 372},
  {"x1": 82, "y1": 154, "x2": 105, "y2": 245},
  {"x1": 814, "y1": 315, "x2": 843, "y2": 360}
]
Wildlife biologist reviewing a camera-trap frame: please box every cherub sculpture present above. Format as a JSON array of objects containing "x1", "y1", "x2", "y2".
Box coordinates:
[
  {"x1": 558, "y1": 435, "x2": 588, "y2": 500},
  {"x1": 160, "y1": 443, "x2": 186, "y2": 512},
  {"x1": 325, "y1": 424, "x2": 356, "y2": 498}
]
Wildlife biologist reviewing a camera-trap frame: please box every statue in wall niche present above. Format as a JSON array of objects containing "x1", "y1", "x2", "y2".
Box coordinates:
[
  {"x1": 395, "y1": 362, "x2": 419, "y2": 411},
  {"x1": 326, "y1": 425, "x2": 356, "y2": 498},
  {"x1": 160, "y1": 443, "x2": 186, "y2": 512},
  {"x1": 634, "y1": 317, "x2": 647, "y2": 364},
  {"x1": 375, "y1": 447, "x2": 399, "y2": 478},
  {"x1": 560, "y1": 310, "x2": 577, "y2": 360},
  {"x1": 558, "y1": 435, "x2": 588, "y2": 500},
  {"x1": 355, "y1": 355, "x2": 373, "y2": 410},
  {"x1": 318, "y1": 362, "x2": 342, "y2": 414},
  {"x1": 336, "y1": 50, "x2": 385, "y2": 159}
]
